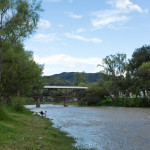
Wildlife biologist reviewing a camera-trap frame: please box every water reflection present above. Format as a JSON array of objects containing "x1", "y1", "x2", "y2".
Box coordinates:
[{"x1": 25, "y1": 104, "x2": 150, "y2": 150}]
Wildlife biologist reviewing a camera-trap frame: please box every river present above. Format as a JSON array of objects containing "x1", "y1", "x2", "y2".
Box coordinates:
[{"x1": 25, "y1": 104, "x2": 150, "y2": 150}]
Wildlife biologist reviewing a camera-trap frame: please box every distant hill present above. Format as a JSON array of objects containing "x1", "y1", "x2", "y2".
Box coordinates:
[
  {"x1": 43, "y1": 76, "x2": 72, "y2": 86},
  {"x1": 44, "y1": 72, "x2": 101, "y2": 86},
  {"x1": 52, "y1": 72, "x2": 101, "y2": 84}
]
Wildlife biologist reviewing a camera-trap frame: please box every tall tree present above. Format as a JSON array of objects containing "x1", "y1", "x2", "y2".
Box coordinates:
[
  {"x1": 74, "y1": 72, "x2": 86, "y2": 86},
  {"x1": 99, "y1": 53, "x2": 127, "y2": 98},
  {"x1": 137, "y1": 62, "x2": 150, "y2": 97},
  {"x1": 73, "y1": 72, "x2": 80, "y2": 86},
  {"x1": 128, "y1": 46, "x2": 150, "y2": 97},
  {"x1": 129, "y1": 45, "x2": 150, "y2": 73},
  {"x1": 0, "y1": 0, "x2": 42, "y2": 96},
  {"x1": 99, "y1": 53, "x2": 127, "y2": 76},
  {"x1": 2, "y1": 42, "x2": 44, "y2": 102}
]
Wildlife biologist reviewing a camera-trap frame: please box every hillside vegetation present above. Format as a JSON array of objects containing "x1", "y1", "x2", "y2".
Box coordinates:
[
  {"x1": 44, "y1": 76, "x2": 72, "y2": 86},
  {"x1": 44, "y1": 72, "x2": 100, "y2": 85}
]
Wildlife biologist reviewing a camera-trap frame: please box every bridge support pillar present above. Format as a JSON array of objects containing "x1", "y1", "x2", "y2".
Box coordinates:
[
  {"x1": 36, "y1": 98, "x2": 40, "y2": 107},
  {"x1": 64, "y1": 96, "x2": 68, "y2": 107}
]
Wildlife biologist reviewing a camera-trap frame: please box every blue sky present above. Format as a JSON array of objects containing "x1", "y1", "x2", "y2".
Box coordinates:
[{"x1": 25, "y1": 0, "x2": 150, "y2": 75}]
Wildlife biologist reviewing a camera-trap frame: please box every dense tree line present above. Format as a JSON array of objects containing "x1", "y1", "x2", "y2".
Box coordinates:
[
  {"x1": 2, "y1": 42, "x2": 44, "y2": 103},
  {"x1": 0, "y1": 0, "x2": 43, "y2": 108},
  {"x1": 78, "y1": 46, "x2": 150, "y2": 107}
]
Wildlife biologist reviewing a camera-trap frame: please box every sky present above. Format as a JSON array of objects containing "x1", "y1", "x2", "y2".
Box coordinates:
[{"x1": 25, "y1": 0, "x2": 150, "y2": 76}]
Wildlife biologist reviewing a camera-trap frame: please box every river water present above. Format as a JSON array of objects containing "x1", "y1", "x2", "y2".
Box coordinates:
[{"x1": 25, "y1": 104, "x2": 150, "y2": 150}]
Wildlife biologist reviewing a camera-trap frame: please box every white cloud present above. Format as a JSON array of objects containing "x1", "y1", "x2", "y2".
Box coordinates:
[
  {"x1": 76, "y1": 28, "x2": 86, "y2": 33},
  {"x1": 34, "y1": 54, "x2": 102, "y2": 66},
  {"x1": 34, "y1": 54, "x2": 102, "y2": 75},
  {"x1": 91, "y1": 0, "x2": 146, "y2": 29},
  {"x1": 92, "y1": 10, "x2": 129, "y2": 28},
  {"x1": 25, "y1": 46, "x2": 40, "y2": 52},
  {"x1": 65, "y1": 33, "x2": 102, "y2": 43},
  {"x1": 107, "y1": 0, "x2": 143, "y2": 12},
  {"x1": 33, "y1": 33, "x2": 58, "y2": 43},
  {"x1": 65, "y1": 12, "x2": 82, "y2": 19},
  {"x1": 39, "y1": 19, "x2": 51, "y2": 29}
]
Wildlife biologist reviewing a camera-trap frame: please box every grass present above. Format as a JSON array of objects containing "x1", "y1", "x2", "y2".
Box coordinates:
[
  {"x1": 0, "y1": 104, "x2": 87, "y2": 150},
  {"x1": 97, "y1": 97, "x2": 150, "y2": 107}
]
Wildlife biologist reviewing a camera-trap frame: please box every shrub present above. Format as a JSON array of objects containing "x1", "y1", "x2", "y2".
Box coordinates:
[{"x1": 12, "y1": 97, "x2": 26, "y2": 112}]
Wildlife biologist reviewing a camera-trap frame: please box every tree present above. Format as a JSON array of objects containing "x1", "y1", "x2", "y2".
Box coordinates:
[
  {"x1": 2, "y1": 42, "x2": 44, "y2": 103},
  {"x1": 99, "y1": 53, "x2": 127, "y2": 76},
  {"x1": 137, "y1": 62, "x2": 150, "y2": 97},
  {"x1": 98, "y1": 53, "x2": 127, "y2": 99},
  {"x1": 129, "y1": 45, "x2": 150, "y2": 73},
  {"x1": 128, "y1": 46, "x2": 150, "y2": 97},
  {"x1": 0, "y1": 0, "x2": 42, "y2": 97},
  {"x1": 74, "y1": 72, "x2": 86, "y2": 86},
  {"x1": 73, "y1": 72, "x2": 80, "y2": 86}
]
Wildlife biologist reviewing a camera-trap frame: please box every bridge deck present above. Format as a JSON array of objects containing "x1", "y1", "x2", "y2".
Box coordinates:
[{"x1": 44, "y1": 86, "x2": 88, "y2": 90}]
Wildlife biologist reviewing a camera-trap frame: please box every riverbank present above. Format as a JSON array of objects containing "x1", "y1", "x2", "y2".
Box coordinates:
[
  {"x1": 0, "y1": 104, "x2": 86, "y2": 150},
  {"x1": 77, "y1": 97, "x2": 150, "y2": 107},
  {"x1": 29, "y1": 97, "x2": 150, "y2": 107},
  {"x1": 26, "y1": 104, "x2": 150, "y2": 150}
]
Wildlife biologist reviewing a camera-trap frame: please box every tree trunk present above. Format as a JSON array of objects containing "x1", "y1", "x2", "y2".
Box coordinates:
[
  {"x1": 64, "y1": 96, "x2": 68, "y2": 107},
  {"x1": 36, "y1": 98, "x2": 40, "y2": 107},
  {"x1": 4, "y1": 96, "x2": 11, "y2": 104},
  {"x1": 109, "y1": 94, "x2": 115, "y2": 102}
]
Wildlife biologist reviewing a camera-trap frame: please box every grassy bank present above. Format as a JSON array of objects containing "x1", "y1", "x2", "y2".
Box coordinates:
[
  {"x1": 0, "y1": 104, "x2": 86, "y2": 150},
  {"x1": 82, "y1": 97, "x2": 150, "y2": 107}
]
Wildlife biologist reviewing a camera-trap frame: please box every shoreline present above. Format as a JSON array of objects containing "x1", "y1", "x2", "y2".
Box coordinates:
[{"x1": 0, "y1": 104, "x2": 87, "y2": 150}]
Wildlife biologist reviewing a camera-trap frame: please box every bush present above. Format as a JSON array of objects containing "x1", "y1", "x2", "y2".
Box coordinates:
[{"x1": 12, "y1": 97, "x2": 26, "y2": 112}]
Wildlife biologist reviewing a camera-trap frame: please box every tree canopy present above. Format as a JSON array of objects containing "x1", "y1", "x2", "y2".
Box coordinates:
[
  {"x1": 78, "y1": 46, "x2": 150, "y2": 107},
  {"x1": 1, "y1": 41, "x2": 44, "y2": 103},
  {"x1": 0, "y1": 0, "x2": 43, "y2": 106}
]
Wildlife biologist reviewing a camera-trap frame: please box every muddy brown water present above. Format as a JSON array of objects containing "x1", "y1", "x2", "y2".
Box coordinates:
[{"x1": 25, "y1": 104, "x2": 150, "y2": 150}]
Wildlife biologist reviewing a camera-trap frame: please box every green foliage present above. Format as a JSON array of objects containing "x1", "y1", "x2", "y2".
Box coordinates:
[
  {"x1": 44, "y1": 76, "x2": 72, "y2": 86},
  {"x1": 76, "y1": 90, "x2": 87, "y2": 105},
  {"x1": 74, "y1": 72, "x2": 86, "y2": 86},
  {"x1": 76, "y1": 80, "x2": 109, "y2": 106},
  {"x1": 0, "y1": 105, "x2": 86, "y2": 150},
  {"x1": 0, "y1": 0, "x2": 42, "y2": 45},
  {"x1": 11, "y1": 97, "x2": 26, "y2": 112},
  {"x1": 52, "y1": 72, "x2": 100, "y2": 84},
  {"x1": 127, "y1": 46, "x2": 150, "y2": 97},
  {"x1": 2, "y1": 42, "x2": 44, "y2": 98},
  {"x1": 138, "y1": 62, "x2": 150, "y2": 94},
  {"x1": 129, "y1": 45, "x2": 150, "y2": 72},
  {"x1": 74, "y1": 72, "x2": 81, "y2": 86},
  {"x1": 99, "y1": 53, "x2": 127, "y2": 76},
  {"x1": 97, "y1": 53, "x2": 128, "y2": 99},
  {"x1": 80, "y1": 46, "x2": 150, "y2": 107},
  {"x1": 0, "y1": 0, "x2": 42, "y2": 101}
]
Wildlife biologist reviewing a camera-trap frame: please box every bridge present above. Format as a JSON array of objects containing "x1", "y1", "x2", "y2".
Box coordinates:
[{"x1": 31, "y1": 86, "x2": 88, "y2": 107}]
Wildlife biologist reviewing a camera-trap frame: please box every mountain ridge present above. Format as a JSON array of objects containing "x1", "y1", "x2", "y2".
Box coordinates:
[
  {"x1": 52, "y1": 72, "x2": 100, "y2": 83},
  {"x1": 44, "y1": 72, "x2": 101, "y2": 86}
]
